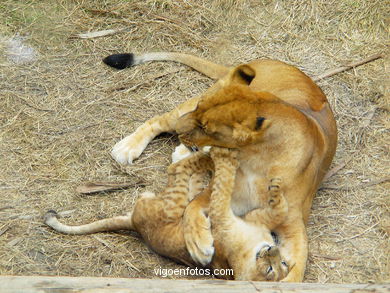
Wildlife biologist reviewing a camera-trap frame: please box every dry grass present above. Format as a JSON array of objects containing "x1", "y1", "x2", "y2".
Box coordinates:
[{"x1": 0, "y1": 0, "x2": 388, "y2": 283}]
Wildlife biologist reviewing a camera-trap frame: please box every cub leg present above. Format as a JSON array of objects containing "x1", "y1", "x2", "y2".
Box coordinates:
[
  {"x1": 208, "y1": 147, "x2": 239, "y2": 230},
  {"x1": 183, "y1": 148, "x2": 238, "y2": 266},
  {"x1": 133, "y1": 151, "x2": 213, "y2": 266},
  {"x1": 183, "y1": 188, "x2": 213, "y2": 266},
  {"x1": 243, "y1": 178, "x2": 288, "y2": 230},
  {"x1": 156, "y1": 151, "x2": 213, "y2": 222}
]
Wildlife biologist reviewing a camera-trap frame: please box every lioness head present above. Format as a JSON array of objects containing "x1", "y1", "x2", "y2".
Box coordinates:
[{"x1": 176, "y1": 71, "x2": 278, "y2": 149}]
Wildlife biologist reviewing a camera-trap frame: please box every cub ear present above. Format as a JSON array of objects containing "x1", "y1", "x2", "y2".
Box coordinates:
[
  {"x1": 256, "y1": 245, "x2": 272, "y2": 259},
  {"x1": 226, "y1": 64, "x2": 256, "y2": 86}
]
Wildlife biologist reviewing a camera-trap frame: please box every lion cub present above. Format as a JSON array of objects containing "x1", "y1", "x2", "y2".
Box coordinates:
[
  {"x1": 208, "y1": 147, "x2": 289, "y2": 280},
  {"x1": 44, "y1": 149, "x2": 289, "y2": 280}
]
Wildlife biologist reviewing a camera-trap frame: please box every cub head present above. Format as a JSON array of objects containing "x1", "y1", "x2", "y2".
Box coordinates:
[
  {"x1": 176, "y1": 65, "x2": 278, "y2": 149},
  {"x1": 253, "y1": 244, "x2": 289, "y2": 281},
  {"x1": 234, "y1": 243, "x2": 290, "y2": 281}
]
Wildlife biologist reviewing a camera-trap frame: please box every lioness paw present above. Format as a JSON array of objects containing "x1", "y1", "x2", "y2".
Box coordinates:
[
  {"x1": 171, "y1": 144, "x2": 192, "y2": 163},
  {"x1": 111, "y1": 134, "x2": 146, "y2": 164}
]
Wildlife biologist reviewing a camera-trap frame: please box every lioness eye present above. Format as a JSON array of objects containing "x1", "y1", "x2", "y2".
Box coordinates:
[
  {"x1": 281, "y1": 261, "x2": 288, "y2": 267},
  {"x1": 255, "y1": 117, "x2": 266, "y2": 130},
  {"x1": 266, "y1": 266, "x2": 273, "y2": 274}
]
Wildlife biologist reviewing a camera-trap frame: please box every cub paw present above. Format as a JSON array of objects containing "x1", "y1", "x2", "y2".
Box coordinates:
[
  {"x1": 111, "y1": 134, "x2": 145, "y2": 164},
  {"x1": 183, "y1": 210, "x2": 215, "y2": 266},
  {"x1": 268, "y1": 178, "x2": 282, "y2": 207}
]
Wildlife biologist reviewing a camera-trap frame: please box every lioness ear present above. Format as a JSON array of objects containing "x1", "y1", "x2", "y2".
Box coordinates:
[{"x1": 228, "y1": 64, "x2": 256, "y2": 85}]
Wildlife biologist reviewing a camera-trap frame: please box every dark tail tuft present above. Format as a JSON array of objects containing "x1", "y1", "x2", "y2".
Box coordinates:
[
  {"x1": 103, "y1": 53, "x2": 135, "y2": 70},
  {"x1": 44, "y1": 210, "x2": 58, "y2": 223}
]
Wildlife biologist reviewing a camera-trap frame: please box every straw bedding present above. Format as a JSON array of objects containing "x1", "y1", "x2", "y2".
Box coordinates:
[{"x1": 0, "y1": 0, "x2": 388, "y2": 283}]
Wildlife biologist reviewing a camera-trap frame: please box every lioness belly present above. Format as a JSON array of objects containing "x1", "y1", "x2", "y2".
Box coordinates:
[{"x1": 231, "y1": 169, "x2": 267, "y2": 216}]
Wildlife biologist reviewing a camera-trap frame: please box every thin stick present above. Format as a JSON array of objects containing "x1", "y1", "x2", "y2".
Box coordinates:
[
  {"x1": 321, "y1": 176, "x2": 390, "y2": 191},
  {"x1": 336, "y1": 222, "x2": 379, "y2": 243},
  {"x1": 313, "y1": 53, "x2": 384, "y2": 81},
  {"x1": 70, "y1": 28, "x2": 131, "y2": 39},
  {"x1": 76, "y1": 180, "x2": 145, "y2": 194},
  {"x1": 322, "y1": 158, "x2": 351, "y2": 182},
  {"x1": 311, "y1": 253, "x2": 342, "y2": 261}
]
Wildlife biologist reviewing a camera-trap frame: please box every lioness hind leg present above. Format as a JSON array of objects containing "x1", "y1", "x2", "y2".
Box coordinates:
[
  {"x1": 267, "y1": 178, "x2": 288, "y2": 227},
  {"x1": 268, "y1": 178, "x2": 282, "y2": 206},
  {"x1": 244, "y1": 178, "x2": 288, "y2": 230}
]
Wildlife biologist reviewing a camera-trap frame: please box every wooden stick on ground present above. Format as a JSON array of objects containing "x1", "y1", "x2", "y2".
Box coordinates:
[
  {"x1": 1, "y1": 275, "x2": 389, "y2": 293},
  {"x1": 76, "y1": 180, "x2": 145, "y2": 194},
  {"x1": 313, "y1": 53, "x2": 384, "y2": 81}
]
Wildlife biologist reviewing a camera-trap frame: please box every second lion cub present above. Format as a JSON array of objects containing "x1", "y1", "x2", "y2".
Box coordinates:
[{"x1": 45, "y1": 148, "x2": 289, "y2": 280}]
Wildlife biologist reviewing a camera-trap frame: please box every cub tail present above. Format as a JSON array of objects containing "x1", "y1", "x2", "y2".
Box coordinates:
[
  {"x1": 44, "y1": 210, "x2": 134, "y2": 235},
  {"x1": 103, "y1": 52, "x2": 229, "y2": 80}
]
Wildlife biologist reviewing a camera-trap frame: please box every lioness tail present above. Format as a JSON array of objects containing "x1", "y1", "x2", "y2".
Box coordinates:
[{"x1": 103, "y1": 52, "x2": 229, "y2": 80}]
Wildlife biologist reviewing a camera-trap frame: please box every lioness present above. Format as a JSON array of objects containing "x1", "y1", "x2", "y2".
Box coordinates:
[
  {"x1": 103, "y1": 52, "x2": 338, "y2": 282},
  {"x1": 45, "y1": 148, "x2": 289, "y2": 281}
]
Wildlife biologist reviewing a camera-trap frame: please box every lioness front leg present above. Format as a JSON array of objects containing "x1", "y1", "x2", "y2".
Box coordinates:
[{"x1": 112, "y1": 97, "x2": 200, "y2": 164}]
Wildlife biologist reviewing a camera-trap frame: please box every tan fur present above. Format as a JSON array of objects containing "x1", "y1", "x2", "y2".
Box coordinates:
[
  {"x1": 45, "y1": 149, "x2": 289, "y2": 280},
  {"x1": 208, "y1": 147, "x2": 289, "y2": 281},
  {"x1": 109, "y1": 52, "x2": 337, "y2": 282}
]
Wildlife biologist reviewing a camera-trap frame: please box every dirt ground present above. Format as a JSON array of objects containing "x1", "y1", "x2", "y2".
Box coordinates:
[{"x1": 0, "y1": 0, "x2": 388, "y2": 283}]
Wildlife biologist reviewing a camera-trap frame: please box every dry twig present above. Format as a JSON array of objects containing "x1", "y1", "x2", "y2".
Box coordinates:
[
  {"x1": 313, "y1": 53, "x2": 384, "y2": 81},
  {"x1": 76, "y1": 181, "x2": 145, "y2": 194}
]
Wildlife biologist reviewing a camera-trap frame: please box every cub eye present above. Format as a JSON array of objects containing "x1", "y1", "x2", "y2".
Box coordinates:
[
  {"x1": 281, "y1": 261, "x2": 288, "y2": 267},
  {"x1": 266, "y1": 266, "x2": 273, "y2": 274}
]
